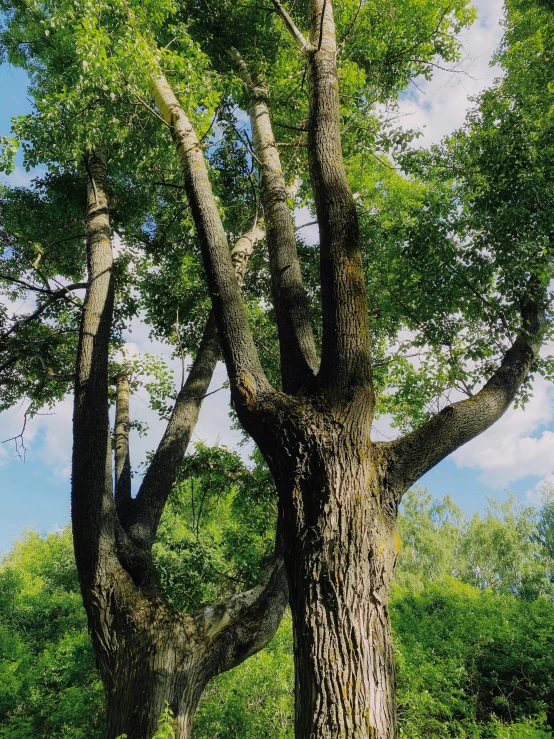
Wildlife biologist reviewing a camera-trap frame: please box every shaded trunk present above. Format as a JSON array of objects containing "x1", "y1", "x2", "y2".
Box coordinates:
[
  {"x1": 251, "y1": 401, "x2": 398, "y2": 739},
  {"x1": 72, "y1": 147, "x2": 287, "y2": 739},
  {"x1": 97, "y1": 593, "x2": 209, "y2": 739},
  {"x1": 87, "y1": 554, "x2": 288, "y2": 739}
]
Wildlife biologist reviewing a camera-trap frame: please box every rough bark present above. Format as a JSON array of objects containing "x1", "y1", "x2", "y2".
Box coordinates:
[
  {"x1": 71, "y1": 145, "x2": 118, "y2": 588},
  {"x1": 149, "y1": 73, "x2": 272, "y2": 412},
  {"x1": 99, "y1": 557, "x2": 288, "y2": 739},
  {"x1": 306, "y1": 0, "x2": 372, "y2": 398},
  {"x1": 238, "y1": 391, "x2": 398, "y2": 739},
  {"x1": 114, "y1": 373, "x2": 132, "y2": 511}
]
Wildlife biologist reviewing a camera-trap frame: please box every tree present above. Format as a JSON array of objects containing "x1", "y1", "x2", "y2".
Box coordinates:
[
  {"x1": 150, "y1": 3, "x2": 552, "y2": 738},
  {"x1": 2, "y1": 0, "x2": 553, "y2": 737},
  {"x1": 71, "y1": 147, "x2": 285, "y2": 739}
]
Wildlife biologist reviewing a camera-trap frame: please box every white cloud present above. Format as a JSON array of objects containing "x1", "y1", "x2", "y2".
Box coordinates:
[
  {"x1": 452, "y1": 373, "x2": 554, "y2": 489},
  {"x1": 397, "y1": 0, "x2": 505, "y2": 146},
  {"x1": 0, "y1": 166, "x2": 47, "y2": 188}
]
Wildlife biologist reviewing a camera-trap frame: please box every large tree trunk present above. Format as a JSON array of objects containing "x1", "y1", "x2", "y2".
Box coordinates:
[
  {"x1": 83, "y1": 549, "x2": 287, "y2": 739},
  {"x1": 286, "y1": 475, "x2": 397, "y2": 739},
  {"x1": 253, "y1": 399, "x2": 399, "y2": 739},
  {"x1": 72, "y1": 146, "x2": 287, "y2": 739}
]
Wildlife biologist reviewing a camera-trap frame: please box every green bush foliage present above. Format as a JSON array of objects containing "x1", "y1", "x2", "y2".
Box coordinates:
[{"x1": 2, "y1": 460, "x2": 553, "y2": 738}]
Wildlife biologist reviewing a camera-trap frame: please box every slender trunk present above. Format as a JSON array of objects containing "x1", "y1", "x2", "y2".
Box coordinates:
[
  {"x1": 114, "y1": 373, "x2": 132, "y2": 508},
  {"x1": 251, "y1": 400, "x2": 398, "y2": 739}
]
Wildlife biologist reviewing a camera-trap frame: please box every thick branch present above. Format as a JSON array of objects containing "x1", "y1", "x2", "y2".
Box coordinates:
[
  {"x1": 380, "y1": 298, "x2": 547, "y2": 499},
  {"x1": 114, "y1": 373, "x2": 132, "y2": 510},
  {"x1": 270, "y1": 0, "x2": 310, "y2": 51},
  {"x1": 124, "y1": 312, "x2": 219, "y2": 548},
  {"x1": 71, "y1": 147, "x2": 118, "y2": 585},
  {"x1": 149, "y1": 72, "x2": 272, "y2": 411},
  {"x1": 124, "y1": 223, "x2": 264, "y2": 549},
  {"x1": 203, "y1": 557, "x2": 288, "y2": 675},
  {"x1": 306, "y1": 0, "x2": 373, "y2": 398},
  {"x1": 228, "y1": 47, "x2": 318, "y2": 393}
]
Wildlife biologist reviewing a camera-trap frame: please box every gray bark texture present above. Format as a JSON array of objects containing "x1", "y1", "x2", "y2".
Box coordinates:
[
  {"x1": 70, "y1": 148, "x2": 286, "y2": 739},
  {"x1": 148, "y1": 2, "x2": 549, "y2": 734}
]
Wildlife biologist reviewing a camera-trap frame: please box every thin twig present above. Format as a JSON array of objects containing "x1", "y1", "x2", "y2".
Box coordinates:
[{"x1": 338, "y1": 0, "x2": 364, "y2": 51}]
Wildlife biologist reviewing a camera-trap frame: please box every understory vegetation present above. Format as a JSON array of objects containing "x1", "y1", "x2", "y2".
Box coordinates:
[{"x1": 1, "y1": 446, "x2": 553, "y2": 739}]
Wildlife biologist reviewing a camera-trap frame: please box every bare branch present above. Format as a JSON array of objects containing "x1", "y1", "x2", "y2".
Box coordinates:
[
  {"x1": 270, "y1": 0, "x2": 310, "y2": 52},
  {"x1": 0, "y1": 273, "x2": 49, "y2": 293}
]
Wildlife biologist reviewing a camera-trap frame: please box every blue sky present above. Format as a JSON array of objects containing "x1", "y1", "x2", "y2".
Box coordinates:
[{"x1": 2, "y1": 0, "x2": 554, "y2": 554}]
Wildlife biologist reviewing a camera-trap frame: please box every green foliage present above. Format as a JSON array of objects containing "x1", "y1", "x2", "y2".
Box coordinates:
[
  {"x1": 396, "y1": 488, "x2": 554, "y2": 599},
  {"x1": 3, "y1": 482, "x2": 553, "y2": 738},
  {"x1": 153, "y1": 444, "x2": 277, "y2": 611},
  {"x1": 0, "y1": 529, "x2": 104, "y2": 739},
  {"x1": 393, "y1": 578, "x2": 554, "y2": 737},
  {"x1": 193, "y1": 614, "x2": 294, "y2": 739},
  {"x1": 153, "y1": 702, "x2": 177, "y2": 739}
]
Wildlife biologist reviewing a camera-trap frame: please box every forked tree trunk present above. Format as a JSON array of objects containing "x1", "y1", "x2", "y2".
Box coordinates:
[
  {"x1": 84, "y1": 552, "x2": 287, "y2": 739},
  {"x1": 256, "y1": 403, "x2": 399, "y2": 739},
  {"x1": 73, "y1": 146, "x2": 287, "y2": 739}
]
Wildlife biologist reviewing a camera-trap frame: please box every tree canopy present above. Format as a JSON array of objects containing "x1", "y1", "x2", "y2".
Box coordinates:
[{"x1": 1, "y1": 0, "x2": 554, "y2": 737}]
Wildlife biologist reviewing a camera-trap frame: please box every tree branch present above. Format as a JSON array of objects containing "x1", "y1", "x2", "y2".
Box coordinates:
[
  {"x1": 269, "y1": 0, "x2": 310, "y2": 52},
  {"x1": 124, "y1": 222, "x2": 265, "y2": 550},
  {"x1": 0, "y1": 273, "x2": 49, "y2": 293},
  {"x1": 203, "y1": 556, "x2": 288, "y2": 675},
  {"x1": 114, "y1": 373, "x2": 132, "y2": 511},
  {"x1": 228, "y1": 46, "x2": 319, "y2": 393},
  {"x1": 149, "y1": 72, "x2": 273, "y2": 413},
  {"x1": 0, "y1": 283, "x2": 87, "y2": 343},
  {"x1": 379, "y1": 293, "x2": 548, "y2": 500},
  {"x1": 306, "y1": 0, "x2": 373, "y2": 398},
  {"x1": 71, "y1": 146, "x2": 118, "y2": 585},
  {"x1": 124, "y1": 312, "x2": 220, "y2": 548}
]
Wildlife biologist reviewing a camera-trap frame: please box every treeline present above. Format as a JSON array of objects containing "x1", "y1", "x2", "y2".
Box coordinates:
[{"x1": 1, "y1": 445, "x2": 553, "y2": 738}]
